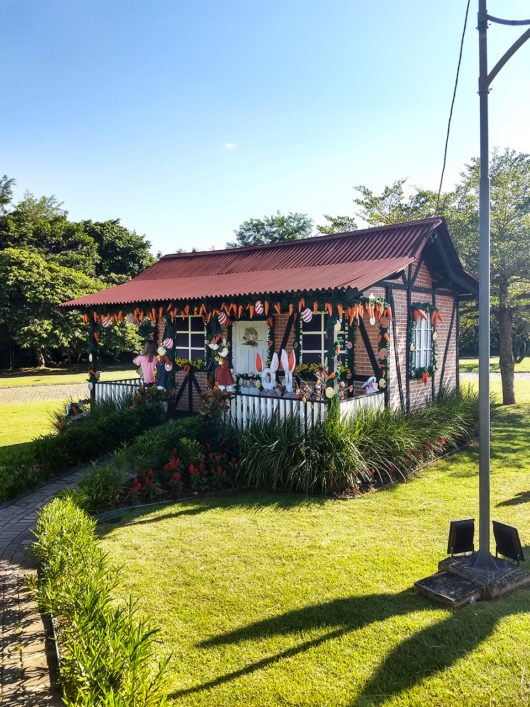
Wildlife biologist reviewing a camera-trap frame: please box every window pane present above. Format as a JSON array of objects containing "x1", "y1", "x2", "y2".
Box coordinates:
[
  {"x1": 175, "y1": 333, "x2": 189, "y2": 347},
  {"x1": 302, "y1": 334, "x2": 322, "y2": 350},
  {"x1": 302, "y1": 314, "x2": 322, "y2": 332},
  {"x1": 190, "y1": 316, "x2": 204, "y2": 332},
  {"x1": 303, "y1": 352, "x2": 321, "y2": 364},
  {"x1": 190, "y1": 349, "x2": 203, "y2": 361},
  {"x1": 175, "y1": 348, "x2": 188, "y2": 358},
  {"x1": 190, "y1": 334, "x2": 204, "y2": 348}
]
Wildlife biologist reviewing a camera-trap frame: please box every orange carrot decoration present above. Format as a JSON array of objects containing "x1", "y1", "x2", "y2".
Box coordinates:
[
  {"x1": 113, "y1": 314, "x2": 118, "y2": 323},
  {"x1": 83, "y1": 313, "x2": 88, "y2": 324},
  {"x1": 264, "y1": 301, "x2": 269, "y2": 315},
  {"x1": 418, "y1": 309, "x2": 427, "y2": 320},
  {"x1": 274, "y1": 302, "x2": 281, "y2": 314},
  {"x1": 267, "y1": 316, "x2": 273, "y2": 327},
  {"x1": 289, "y1": 303, "x2": 294, "y2": 315},
  {"x1": 184, "y1": 305, "x2": 189, "y2": 316},
  {"x1": 94, "y1": 332, "x2": 99, "y2": 343},
  {"x1": 238, "y1": 304, "x2": 243, "y2": 319},
  {"x1": 158, "y1": 306, "x2": 163, "y2": 318},
  {"x1": 386, "y1": 307, "x2": 393, "y2": 321},
  {"x1": 421, "y1": 370, "x2": 429, "y2": 386},
  {"x1": 337, "y1": 303, "x2": 343, "y2": 319},
  {"x1": 93, "y1": 311, "x2": 98, "y2": 323},
  {"x1": 249, "y1": 305, "x2": 255, "y2": 319},
  {"x1": 313, "y1": 301, "x2": 318, "y2": 314},
  {"x1": 298, "y1": 298, "x2": 305, "y2": 311},
  {"x1": 199, "y1": 303, "x2": 207, "y2": 315}
]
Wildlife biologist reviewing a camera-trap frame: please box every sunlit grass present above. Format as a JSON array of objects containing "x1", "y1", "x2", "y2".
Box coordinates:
[
  {"x1": 0, "y1": 399, "x2": 64, "y2": 452},
  {"x1": 99, "y1": 396, "x2": 530, "y2": 706},
  {"x1": 460, "y1": 356, "x2": 529, "y2": 374},
  {"x1": 0, "y1": 367, "x2": 136, "y2": 387}
]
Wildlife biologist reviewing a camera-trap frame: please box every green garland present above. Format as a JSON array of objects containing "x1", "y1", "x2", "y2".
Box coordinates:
[{"x1": 408, "y1": 302, "x2": 439, "y2": 380}]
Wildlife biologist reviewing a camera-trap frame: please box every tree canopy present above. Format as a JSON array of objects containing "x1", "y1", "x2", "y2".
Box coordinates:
[
  {"x1": 0, "y1": 181, "x2": 154, "y2": 367},
  {"x1": 227, "y1": 211, "x2": 314, "y2": 248}
]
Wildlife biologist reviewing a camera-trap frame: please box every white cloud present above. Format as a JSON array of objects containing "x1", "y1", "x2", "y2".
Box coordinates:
[{"x1": 224, "y1": 142, "x2": 237, "y2": 150}]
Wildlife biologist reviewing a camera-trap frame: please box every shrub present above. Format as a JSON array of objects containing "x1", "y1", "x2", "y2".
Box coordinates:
[
  {"x1": 237, "y1": 387, "x2": 481, "y2": 495},
  {"x1": 0, "y1": 403, "x2": 168, "y2": 503},
  {"x1": 31, "y1": 497, "x2": 169, "y2": 706},
  {"x1": 77, "y1": 462, "x2": 125, "y2": 514}
]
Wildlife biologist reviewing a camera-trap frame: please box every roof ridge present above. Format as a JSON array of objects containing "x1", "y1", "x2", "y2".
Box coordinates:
[{"x1": 161, "y1": 217, "x2": 444, "y2": 260}]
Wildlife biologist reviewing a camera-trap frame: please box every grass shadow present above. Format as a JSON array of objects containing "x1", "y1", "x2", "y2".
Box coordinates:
[
  {"x1": 496, "y1": 491, "x2": 530, "y2": 508},
  {"x1": 96, "y1": 489, "x2": 330, "y2": 537},
  {"x1": 168, "y1": 589, "x2": 529, "y2": 704}
]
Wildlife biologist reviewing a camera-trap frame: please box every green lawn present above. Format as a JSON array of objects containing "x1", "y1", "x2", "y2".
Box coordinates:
[
  {"x1": 0, "y1": 399, "x2": 65, "y2": 459},
  {"x1": 98, "y1": 394, "x2": 530, "y2": 705},
  {"x1": 0, "y1": 366, "x2": 136, "y2": 387},
  {"x1": 460, "y1": 356, "x2": 529, "y2": 374}
]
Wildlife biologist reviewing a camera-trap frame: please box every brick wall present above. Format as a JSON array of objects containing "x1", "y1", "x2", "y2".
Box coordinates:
[
  {"x1": 272, "y1": 314, "x2": 296, "y2": 356},
  {"x1": 385, "y1": 261, "x2": 459, "y2": 410},
  {"x1": 174, "y1": 370, "x2": 207, "y2": 413},
  {"x1": 354, "y1": 286, "x2": 386, "y2": 396}
]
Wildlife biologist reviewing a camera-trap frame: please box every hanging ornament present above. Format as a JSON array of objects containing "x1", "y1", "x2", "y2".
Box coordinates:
[
  {"x1": 101, "y1": 315, "x2": 111, "y2": 328},
  {"x1": 346, "y1": 340, "x2": 353, "y2": 349},
  {"x1": 301, "y1": 307, "x2": 313, "y2": 323},
  {"x1": 164, "y1": 362, "x2": 173, "y2": 372},
  {"x1": 218, "y1": 311, "x2": 228, "y2": 326},
  {"x1": 95, "y1": 371, "x2": 101, "y2": 381},
  {"x1": 255, "y1": 300, "x2": 264, "y2": 315},
  {"x1": 378, "y1": 347, "x2": 387, "y2": 359},
  {"x1": 163, "y1": 337, "x2": 174, "y2": 349},
  {"x1": 88, "y1": 353, "x2": 93, "y2": 362},
  {"x1": 432, "y1": 332, "x2": 437, "y2": 341},
  {"x1": 378, "y1": 378, "x2": 387, "y2": 389},
  {"x1": 325, "y1": 386, "x2": 335, "y2": 399}
]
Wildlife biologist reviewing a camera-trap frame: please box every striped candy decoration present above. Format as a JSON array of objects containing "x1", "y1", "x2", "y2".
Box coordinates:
[
  {"x1": 301, "y1": 307, "x2": 313, "y2": 323},
  {"x1": 163, "y1": 338, "x2": 174, "y2": 349},
  {"x1": 101, "y1": 315, "x2": 111, "y2": 328},
  {"x1": 218, "y1": 311, "x2": 228, "y2": 326},
  {"x1": 255, "y1": 300, "x2": 264, "y2": 315}
]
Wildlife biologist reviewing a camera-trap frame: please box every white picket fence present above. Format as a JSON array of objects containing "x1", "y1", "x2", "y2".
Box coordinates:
[
  {"x1": 339, "y1": 392, "x2": 385, "y2": 420},
  {"x1": 226, "y1": 391, "x2": 385, "y2": 431},
  {"x1": 93, "y1": 379, "x2": 141, "y2": 402}
]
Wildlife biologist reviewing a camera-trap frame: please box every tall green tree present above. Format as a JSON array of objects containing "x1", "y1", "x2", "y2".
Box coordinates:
[
  {"x1": 227, "y1": 211, "x2": 313, "y2": 248},
  {"x1": 317, "y1": 214, "x2": 358, "y2": 235},
  {"x1": 319, "y1": 149, "x2": 529, "y2": 404}
]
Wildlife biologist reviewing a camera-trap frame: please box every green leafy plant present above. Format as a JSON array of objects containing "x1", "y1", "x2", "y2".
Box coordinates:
[
  {"x1": 31, "y1": 497, "x2": 169, "y2": 705},
  {"x1": 77, "y1": 462, "x2": 125, "y2": 514}
]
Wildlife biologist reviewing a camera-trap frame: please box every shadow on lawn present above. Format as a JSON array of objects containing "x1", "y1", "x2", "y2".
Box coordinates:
[
  {"x1": 169, "y1": 589, "x2": 530, "y2": 705},
  {"x1": 496, "y1": 490, "x2": 530, "y2": 508}
]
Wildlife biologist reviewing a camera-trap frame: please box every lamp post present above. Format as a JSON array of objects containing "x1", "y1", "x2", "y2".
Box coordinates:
[{"x1": 475, "y1": 1, "x2": 530, "y2": 567}]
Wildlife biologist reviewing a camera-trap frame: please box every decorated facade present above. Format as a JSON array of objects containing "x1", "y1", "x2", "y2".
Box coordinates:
[{"x1": 61, "y1": 217, "x2": 477, "y2": 421}]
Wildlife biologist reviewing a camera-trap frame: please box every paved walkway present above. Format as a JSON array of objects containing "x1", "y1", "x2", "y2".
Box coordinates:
[
  {"x1": 0, "y1": 465, "x2": 91, "y2": 705},
  {"x1": 0, "y1": 383, "x2": 89, "y2": 405}
]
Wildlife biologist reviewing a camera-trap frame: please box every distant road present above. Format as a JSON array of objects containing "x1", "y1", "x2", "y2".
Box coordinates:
[
  {"x1": 460, "y1": 372, "x2": 530, "y2": 381},
  {"x1": 0, "y1": 382, "x2": 88, "y2": 404}
]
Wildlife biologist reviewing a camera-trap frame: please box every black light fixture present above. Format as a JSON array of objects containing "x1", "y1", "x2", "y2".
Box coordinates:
[
  {"x1": 447, "y1": 519, "x2": 475, "y2": 556},
  {"x1": 492, "y1": 521, "x2": 525, "y2": 565}
]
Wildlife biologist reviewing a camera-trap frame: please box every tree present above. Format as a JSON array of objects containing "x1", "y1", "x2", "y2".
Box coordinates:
[
  {"x1": 450, "y1": 149, "x2": 530, "y2": 404},
  {"x1": 321, "y1": 149, "x2": 529, "y2": 404},
  {"x1": 0, "y1": 175, "x2": 15, "y2": 214},
  {"x1": 80, "y1": 219, "x2": 155, "y2": 278},
  {"x1": 317, "y1": 214, "x2": 358, "y2": 235},
  {"x1": 227, "y1": 211, "x2": 313, "y2": 248}
]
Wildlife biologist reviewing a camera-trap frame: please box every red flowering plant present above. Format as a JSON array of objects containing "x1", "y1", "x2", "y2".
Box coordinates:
[
  {"x1": 160, "y1": 448, "x2": 184, "y2": 496},
  {"x1": 187, "y1": 443, "x2": 238, "y2": 491},
  {"x1": 126, "y1": 469, "x2": 164, "y2": 503}
]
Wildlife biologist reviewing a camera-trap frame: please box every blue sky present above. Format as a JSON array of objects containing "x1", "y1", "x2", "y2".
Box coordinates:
[{"x1": 2, "y1": 0, "x2": 529, "y2": 254}]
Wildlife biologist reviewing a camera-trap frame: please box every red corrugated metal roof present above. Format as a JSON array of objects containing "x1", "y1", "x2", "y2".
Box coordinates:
[{"x1": 62, "y1": 217, "x2": 471, "y2": 308}]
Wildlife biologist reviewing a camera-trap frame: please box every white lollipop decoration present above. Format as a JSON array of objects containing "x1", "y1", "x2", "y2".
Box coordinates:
[{"x1": 301, "y1": 307, "x2": 313, "y2": 323}]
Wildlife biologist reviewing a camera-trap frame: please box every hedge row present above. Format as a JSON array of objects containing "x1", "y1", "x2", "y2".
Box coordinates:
[
  {"x1": 31, "y1": 497, "x2": 169, "y2": 705},
  {"x1": 0, "y1": 403, "x2": 167, "y2": 503}
]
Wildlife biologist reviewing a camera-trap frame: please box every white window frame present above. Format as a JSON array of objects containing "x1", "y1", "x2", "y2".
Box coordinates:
[
  {"x1": 175, "y1": 316, "x2": 205, "y2": 360},
  {"x1": 301, "y1": 313, "x2": 346, "y2": 364},
  {"x1": 413, "y1": 312, "x2": 433, "y2": 369}
]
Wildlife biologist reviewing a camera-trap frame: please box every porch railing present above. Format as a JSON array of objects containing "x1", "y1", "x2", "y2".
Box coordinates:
[
  {"x1": 93, "y1": 379, "x2": 141, "y2": 403},
  {"x1": 225, "y1": 391, "x2": 385, "y2": 431}
]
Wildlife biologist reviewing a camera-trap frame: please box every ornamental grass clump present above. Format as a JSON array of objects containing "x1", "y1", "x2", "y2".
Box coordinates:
[
  {"x1": 31, "y1": 497, "x2": 169, "y2": 706},
  {"x1": 237, "y1": 387, "x2": 481, "y2": 496}
]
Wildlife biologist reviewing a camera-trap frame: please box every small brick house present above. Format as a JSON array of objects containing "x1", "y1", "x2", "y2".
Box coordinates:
[{"x1": 62, "y1": 217, "x2": 477, "y2": 422}]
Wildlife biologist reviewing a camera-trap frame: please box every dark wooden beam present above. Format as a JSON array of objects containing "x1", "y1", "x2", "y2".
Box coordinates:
[
  {"x1": 406, "y1": 264, "x2": 412, "y2": 411},
  {"x1": 388, "y1": 287, "x2": 404, "y2": 409},
  {"x1": 358, "y1": 319, "x2": 381, "y2": 379},
  {"x1": 432, "y1": 290, "x2": 436, "y2": 400},
  {"x1": 410, "y1": 256, "x2": 424, "y2": 288}
]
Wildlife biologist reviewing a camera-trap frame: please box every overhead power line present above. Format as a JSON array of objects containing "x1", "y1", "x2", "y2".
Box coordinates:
[{"x1": 436, "y1": 0, "x2": 471, "y2": 211}]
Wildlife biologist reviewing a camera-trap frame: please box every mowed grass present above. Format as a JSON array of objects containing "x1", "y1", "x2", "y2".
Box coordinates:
[
  {"x1": 0, "y1": 366, "x2": 136, "y2": 387},
  {"x1": 460, "y1": 356, "x2": 529, "y2": 374},
  {"x1": 0, "y1": 399, "x2": 64, "y2": 452},
  {"x1": 98, "y1": 388, "x2": 530, "y2": 705}
]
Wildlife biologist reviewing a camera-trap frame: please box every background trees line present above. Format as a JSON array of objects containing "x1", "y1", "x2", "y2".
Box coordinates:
[{"x1": 1, "y1": 147, "x2": 527, "y2": 404}]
